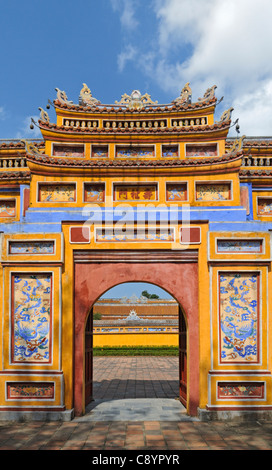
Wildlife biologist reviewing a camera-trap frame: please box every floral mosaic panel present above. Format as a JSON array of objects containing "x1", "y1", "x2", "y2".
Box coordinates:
[
  {"x1": 53, "y1": 145, "x2": 84, "y2": 157},
  {"x1": 38, "y1": 184, "x2": 76, "y2": 202},
  {"x1": 0, "y1": 200, "x2": 16, "y2": 217},
  {"x1": 166, "y1": 184, "x2": 187, "y2": 201},
  {"x1": 196, "y1": 183, "x2": 231, "y2": 201},
  {"x1": 12, "y1": 274, "x2": 52, "y2": 363},
  {"x1": 114, "y1": 184, "x2": 157, "y2": 201},
  {"x1": 186, "y1": 144, "x2": 218, "y2": 157},
  {"x1": 84, "y1": 184, "x2": 105, "y2": 202},
  {"x1": 257, "y1": 198, "x2": 272, "y2": 216},
  {"x1": 9, "y1": 241, "x2": 55, "y2": 254},
  {"x1": 7, "y1": 382, "x2": 54, "y2": 399},
  {"x1": 219, "y1": 272, "x2": 259, "y2": 363},
  {"x1": 217, "y1": 239, "x2": 263, "y2": 253},
  {"x1": 116, "y1": 146, "x2": 155, "y2": 158},
  {"x1": 217, "y1": 382, "x2": 264, "y2": 399}
]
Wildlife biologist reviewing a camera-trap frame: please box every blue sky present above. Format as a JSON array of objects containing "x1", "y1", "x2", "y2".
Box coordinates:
[
  {"x1": 1, "y1": 0, "x2": 272, "y2": 139},
  {"x1": 100, "y1": 282, "x2": 173, "y2": 299}
]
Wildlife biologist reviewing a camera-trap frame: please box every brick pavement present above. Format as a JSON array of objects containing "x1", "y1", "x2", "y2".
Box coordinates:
[{"x1": 0, "y1": 357, "x2": 272, "y2": 451}]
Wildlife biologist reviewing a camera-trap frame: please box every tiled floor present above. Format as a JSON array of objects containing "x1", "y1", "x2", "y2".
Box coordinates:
[{"x1": 1, "y1": 356, "x2": 272, "y2": 451}]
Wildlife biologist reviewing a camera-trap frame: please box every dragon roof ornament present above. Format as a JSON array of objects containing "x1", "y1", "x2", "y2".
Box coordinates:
[
  {"x1": 227, "y1": 135, "x2": 246, "y2": 154},
  {"x1": 198, "y1": 85, "x2": 217, "y2": 103},
  {"x1": 115, "y1": 90, "x2": 158, "y2": 110},
  {"x1": 55, "y1": 88, "x2": 74, "y2": 105}
]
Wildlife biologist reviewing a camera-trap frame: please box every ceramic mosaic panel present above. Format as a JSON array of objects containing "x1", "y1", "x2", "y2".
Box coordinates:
[
  {"x1": 91, "y1": 146, "x2": 108, "y2": 158},
  {"x1": 96, "y1": 227, "x2": 174, "y2": 242},
  {"x1": 84, "y1": 184, "x2": 105, "y2": 202},
  {"x1": 219, "y1": 272, "x2": 259, "y2": 364},
  {"x1": 186, "y1": 144, "x2": 218, "y2": 157},
  {"x1": 114, "y1": 184, "x2": 157, "y2": 201},
  {"x1": 217, "y1": 239, "x2": 263, "y2": 253},
  {"x1": 116, "y1": 146, "x2": 155, "y2": 158},
  {"x1": 196, "y1": 183, "x2": 231, "y2": 201},
  {"x1": 0, "y1": 200, "x2": 16, "y2": 217},
  {"x1": 9, "y1": 241, "x2": 55, "y2": 254},
  {"x1": 162, "y1": 145, "x2": 179, "y2": 157},
  {"x1": 12, "y1": 274, "x2": 52, "y2": 363},
  {"x1": 7, "y1": 382, "x2": 54, "y2": 399},
  {"x1": 53, "y1": 145, "x2": 84, "y2": 157},
  {"x1": 257, "y1": 198, "x2": 272, "y2": 216},
  {"x1": 166, "y1": 183, "x2": 187, "y2": 201},
  {"x1": 217, "y1": 382, "x2": 264, "y2": 399},
  {"x1": 38, "y1": 184, "x2": 76, "y2": 202}
]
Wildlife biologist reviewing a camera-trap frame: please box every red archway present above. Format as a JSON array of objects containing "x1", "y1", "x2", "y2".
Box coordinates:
[{"x1": 74, "y1": 250, "x2": 199, "y2": 417}]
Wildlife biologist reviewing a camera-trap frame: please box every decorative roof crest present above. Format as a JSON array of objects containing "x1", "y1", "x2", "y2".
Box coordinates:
[
  {"x1": 55, "y1": 88, "x2": 73, "y2": 105},
  {"x1": 79, "y1": 83, "x2": 100, "y2": 106},
  {"x1": 198, "y1": 85, "x2": 217, "y2": 103},
  {"x1": 227, "y1": 135, "x2": 246, "y2": 154},
  {"x1": 21, "y1": 140, "x2": 44, "y2": 157},
  {"x1": 38, "y1": 107, "x2": 50, "y2": 123},
  {"x1": 115, "y1": 90, "x2": 158, "y2": 110},
  {"x1": 173, "y1": 82, "x2": 192, "y2": 105},
  {"x1": 216, "y1": 107, "x2": 234, "y2": 123}
]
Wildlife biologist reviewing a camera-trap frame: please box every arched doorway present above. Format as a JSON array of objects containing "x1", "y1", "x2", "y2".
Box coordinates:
[
  {"x1": 84, "y1": 282, "x2": 187, "y2": 409},
  {"x1": 74, "y1": 249, "x2": 199, "y2": 417}
]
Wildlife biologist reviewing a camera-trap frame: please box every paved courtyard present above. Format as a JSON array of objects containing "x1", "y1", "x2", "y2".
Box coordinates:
[{"x1": 0, "y1": 357, "x2": 272, "y2": 451}]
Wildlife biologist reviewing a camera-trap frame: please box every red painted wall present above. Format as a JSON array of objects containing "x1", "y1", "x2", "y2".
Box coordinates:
[{"x1": 74, "y1": 261, "x2": 199, "y2": 416}]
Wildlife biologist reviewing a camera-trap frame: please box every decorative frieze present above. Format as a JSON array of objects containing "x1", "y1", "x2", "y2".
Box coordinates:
[
  {"x1": 9, "y1": 241, "x2": 55, "y2": 254},
  {"x1": 217, "y1": 382, "x2": 264, "y2": 399},
  {"x1": 84, "y1": 183, "x2": 105, "y2": 203},
  {"x1": 6, "y1": 382, "x2": 55, "y2": 399},
  {"x1": 217, "y1": 239, "x2": 263, "y2": 253},
  {"x1": 166, "y1": 183, "x2": 187, "y2": 201},
  {"x1": 115, "y1": 146, "x2": 155, "y2": 158},
  {"x1": 52, "y1": 144, "x2": 84, "y2": 157},
  {"x1": 0, "y1": 200, "x2": 16, "y2": 217},
  {"x1": 196, "y1": 182, "x2": 231, "y2": 201},
  {"x1": 38, "y1": 183, "x2": 76, "y2": 202},
  {"x1": 113, "y1": 184, "x2": 158, "y2": 201}
]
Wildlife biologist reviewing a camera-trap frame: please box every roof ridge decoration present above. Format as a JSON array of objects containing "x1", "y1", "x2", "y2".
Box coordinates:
[
  {"x1": 115, "y1": 90, "x2": 158, "y2": 110},
  {"x1": 197, "y1": 85, "x2": 217, "y2": 103},
  {"x1": 38, "y1": 107, "x2": 50, "y2": 123},
  {"x1": 79, "y1": 83, "x2": 101, "y2": 107},
  {"x1": 172, "y1": 82, "x2": 192, "y2": 105},
  {"x1": 227, "y1": 135, "x2": 246, "y2": 154},
  {"x1": 55, "y1": 88, "x2": 74, "y2": 105},
  {"x1": 215, "y1": 107, "x2": 234, "y2": 124},
  {"x1": 21, "y1": 140, "x2": 45, "y2": 158},
  {"x1": 51, "y1": 83, "x2": 220, "y2": 111}
]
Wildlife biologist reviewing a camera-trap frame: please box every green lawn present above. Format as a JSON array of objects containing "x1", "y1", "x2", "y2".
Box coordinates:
[{"x1": 93, "y1": 346, "x2": 179, "y2": 356}]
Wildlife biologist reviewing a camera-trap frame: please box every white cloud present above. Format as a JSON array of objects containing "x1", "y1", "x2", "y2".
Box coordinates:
[
  {"x1": 146, "y1": 0, "x2": 272, "y2": 134},
  {"x1": 117, "y1": 44, "x2": 137, "y2": 72},
  {"x1": 112, "y1": 0, "x2": 272, "y2": 135},
  {"x1": 110, "y1": 0, "x2": 138, "y2": 30}
]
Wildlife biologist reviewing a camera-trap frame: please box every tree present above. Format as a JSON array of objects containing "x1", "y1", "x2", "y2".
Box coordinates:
[{"x1": 141, "y1": 290, "x2": 159, "y2": 299}]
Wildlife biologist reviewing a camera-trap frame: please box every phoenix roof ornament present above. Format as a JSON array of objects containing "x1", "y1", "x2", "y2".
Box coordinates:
[
  {"x1": 115, "y1": 90, "x2": 158, "y2": 110},
  {"x1": 173, "y1": 82, "x2": 192, "y2": 105},
  {"x1": 79, "y1": 83, "x2": 100, "y2": 106}
]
